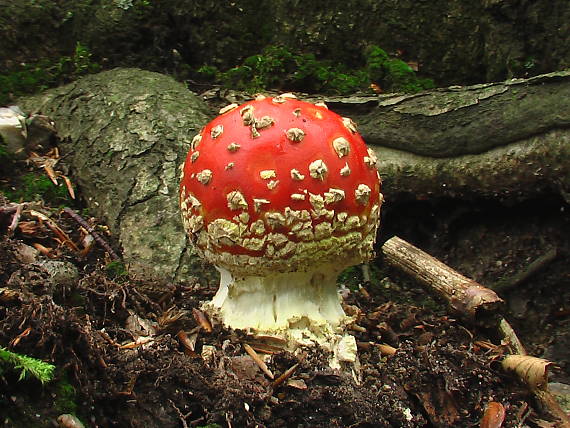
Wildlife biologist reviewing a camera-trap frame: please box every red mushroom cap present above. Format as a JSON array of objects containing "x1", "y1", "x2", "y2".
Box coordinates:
[{"x1": 180, "y1": 95, "x2": 383, "y2": 276}]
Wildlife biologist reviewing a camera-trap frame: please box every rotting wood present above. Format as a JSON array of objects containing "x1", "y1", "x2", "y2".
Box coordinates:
[{"x1": 381, "y1": 236, "x2": 504, "y2": 327}]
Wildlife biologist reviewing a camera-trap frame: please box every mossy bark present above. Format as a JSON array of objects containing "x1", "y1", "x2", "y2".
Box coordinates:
[
  {"x1": 15, "y1": 69, "x2": 570, "y2": 281},
  {"x1": 311, "y1": 71, "x2": 570, "y2": 201},
  {"x1": 19, "y1": 68, "x2": 215, "y2": 282}
]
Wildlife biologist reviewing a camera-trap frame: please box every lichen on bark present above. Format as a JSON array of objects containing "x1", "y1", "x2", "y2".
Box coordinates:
[{"x1": 19, "y1": 68, "x2": 214, "y2": 282}]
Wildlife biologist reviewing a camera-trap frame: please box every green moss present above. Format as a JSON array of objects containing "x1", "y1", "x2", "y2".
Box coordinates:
[
  {"x1": 105, "y1": 260, "x2": 129, "y2": 280},
  {"x1": 0, "y1": 42, "x2": 100, "y2": 105},
  {"x1": 1, "y1": 172, "x2": 72, "y2": 204},
  {"x1": 196, "y1": 44, "x2": 435, "y2": 95},
  {"x1": 338, "y1": 265, "x2": 363, "y2": 290},
  {"x1": 338, "y1": 262, "x2": 385, "y2": 291},
  {"x1": 54, "y1": 375, "x2": 78, "y2": 414}
]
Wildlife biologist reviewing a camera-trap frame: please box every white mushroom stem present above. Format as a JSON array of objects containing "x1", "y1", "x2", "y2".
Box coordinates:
[{"x1": 206, "y1": 263, "x2": 351, "y2": 344}]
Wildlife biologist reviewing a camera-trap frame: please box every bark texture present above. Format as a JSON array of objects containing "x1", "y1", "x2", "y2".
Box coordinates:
[
  {"x1": 15, "y1": 69, "x2": 570, "y2": 282},
  {"x1": 312, "y1": 71, "x2": 570, "y2": 201},
  {"x1": 19, "y1": 68, "x2": 214, "y2": 282}
]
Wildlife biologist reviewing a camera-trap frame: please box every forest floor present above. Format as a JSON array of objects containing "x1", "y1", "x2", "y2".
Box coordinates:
[{"x1": 1, "y1": 104, "x2": 569, "y2": 427}]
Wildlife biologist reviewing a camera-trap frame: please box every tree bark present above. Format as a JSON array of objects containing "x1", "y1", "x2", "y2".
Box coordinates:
[{"x1": 310, "y1": 71, "x2": 570, "y2": 201}]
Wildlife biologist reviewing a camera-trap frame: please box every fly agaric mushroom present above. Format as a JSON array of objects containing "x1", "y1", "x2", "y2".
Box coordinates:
[{"x1": 180, "y1": 94, "x2": 382, "y2": 349}]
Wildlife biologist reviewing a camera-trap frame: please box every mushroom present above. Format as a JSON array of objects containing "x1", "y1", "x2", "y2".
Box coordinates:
[
  {"x1": 0, "y1": 106, "x2": 57, "y2": 158},
  {"x1": 180, "y1": 95, "x2": 383, "y2": 351},
  {"x1": 0, "y1": 106, "x2": 27, "y2": 158}
]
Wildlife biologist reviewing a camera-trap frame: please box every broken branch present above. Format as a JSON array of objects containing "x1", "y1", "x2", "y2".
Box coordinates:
[{"x1": 381, "y1": 236, "x2": 504, "y2": 327}]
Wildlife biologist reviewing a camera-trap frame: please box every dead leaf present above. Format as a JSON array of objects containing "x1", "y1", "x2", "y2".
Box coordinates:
[
  {"x1": 9, "y1": 326, "x2": 32, "y2": 347},
  {"x1": 62, "y1": 175, "x2": 75, "y2": 199},
  {"x1": 125, "y1": 310, "x2": 157, "y2": 337},
  {"x1": 502, "y1": 355, "x2": 552, "y2": 391},
  {"x1": 192, "y1": 308, "x2": 212, "y2": 333},
  {"x1": 369, "y1": 83, "x2": 383, "y2": 93},
  {"x1": 480, "y1": 401, "x2": 505, "y2": 428},
  {"x1": 176, "y1": 329, "x2": 199, "y2": 356}
]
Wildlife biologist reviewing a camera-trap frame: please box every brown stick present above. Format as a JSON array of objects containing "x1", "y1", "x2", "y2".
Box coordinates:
[
  {"x1": 243, "y1": 343, "x2": 274, "y2": 380},
  {"x1": 63, "y1": 207, "x2": 120, "y2": 260},
  {"x1": 381, "y1": 236, "x2": 504, "y2": 327},
  {"x1": 381, "y1": 236, "x2": 569, "y2": 425}
]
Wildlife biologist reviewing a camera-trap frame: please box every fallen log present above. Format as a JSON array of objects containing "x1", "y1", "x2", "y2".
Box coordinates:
[{"x1": 310, "y1": 70, "x2": 570, "y2": 201}]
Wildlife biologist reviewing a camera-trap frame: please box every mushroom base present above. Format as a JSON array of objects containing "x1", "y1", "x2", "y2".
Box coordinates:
[{"x1": 203, "y1": 263, "x2": 355, "y2": 347}]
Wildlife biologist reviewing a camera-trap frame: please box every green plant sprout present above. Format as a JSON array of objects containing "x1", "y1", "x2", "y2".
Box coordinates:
[
  {"x1": 0, "y1": 346, "x2": 55, "y2": 384},
  {"x1": 105, "y1": 260, "x2": 129, "y2": 280}
]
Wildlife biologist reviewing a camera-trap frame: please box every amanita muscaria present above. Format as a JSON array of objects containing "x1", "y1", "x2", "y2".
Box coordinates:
[{"x1": 180, "y1": 93, "x2": 383, "y2": 349}]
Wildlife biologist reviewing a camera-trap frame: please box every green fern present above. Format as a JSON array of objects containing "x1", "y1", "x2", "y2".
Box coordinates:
[{"x1": 0, "y1": 346, "x2": 55, "y2": 384}]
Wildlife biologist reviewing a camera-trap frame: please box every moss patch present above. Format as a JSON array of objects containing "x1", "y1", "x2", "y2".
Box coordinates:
[
  {"x1": 196, "y1": 44, "x2": 435, "y2": 95},
  {"x1": 0, "y1": 172, "x2": 72, "y2": 205},
  {"x1": 0, "y1": 42, "x2": 100, "y2": 105}
]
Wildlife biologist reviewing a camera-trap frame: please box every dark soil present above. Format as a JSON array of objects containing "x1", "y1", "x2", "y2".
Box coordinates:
[{"x1": 1, "y1": 140, "x2": 569, "y2": 428}]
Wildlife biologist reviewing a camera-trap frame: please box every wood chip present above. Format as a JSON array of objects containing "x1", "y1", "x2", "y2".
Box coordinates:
[
  {"x1": 243, "y1": 343, "x2": 274, "y2": 379},
  {"x1": 192, "y1": 308, "x2": 212, "y2": 333},
  {"x1": 377, "y1": 343, "x2": 397, "y2": 356}
]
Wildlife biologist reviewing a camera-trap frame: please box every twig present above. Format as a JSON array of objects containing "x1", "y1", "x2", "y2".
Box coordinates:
[
  {"x1": 243, "y1": 343, "x2": 274, "y2": 379},
  {"x1": 63, "y1": 207, "x2": 119, "y2": 260},
  {"x1": 9, "y1": 203, "x2": 23, "y2": 235},
  {"x1": 381, "y1": 236, "x2": 568, "y2": 425},
  {"x1": 490, "y1": 248, "x2": 558, "y2": 294},
  {"x1": 168, "y1": 398, "x2": 192, "y2": 428},
  {"x1": 1, "y1": 203, "x2": 23, "y2": 236},
  {"x1": 498, "y1": 318, "x2": 526, "y2": 355},
  {"x1": 381, "y1": 236, "x2": 504, "y2": 327},
  {"x1": 272, "y1": 362, "x2": 300, "y2": 389}
]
